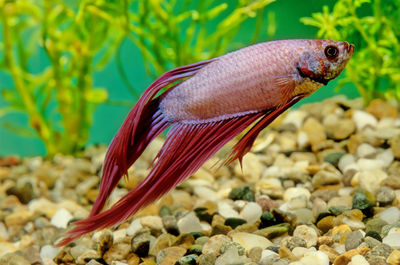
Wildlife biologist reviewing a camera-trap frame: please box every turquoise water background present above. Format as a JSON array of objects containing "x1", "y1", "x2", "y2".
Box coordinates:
[{"x1": 0, "y1": 0, "x2": 359, "y2": 156}]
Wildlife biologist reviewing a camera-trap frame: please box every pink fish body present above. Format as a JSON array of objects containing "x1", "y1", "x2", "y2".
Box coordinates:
[{"x1": 59, "y1": 39, "x2": 353, "y2": 245}]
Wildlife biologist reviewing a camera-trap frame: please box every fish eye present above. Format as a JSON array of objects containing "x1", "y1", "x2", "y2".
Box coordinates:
[{"x1": 324, "y1": 45, "x2": 339, "y2": 59}]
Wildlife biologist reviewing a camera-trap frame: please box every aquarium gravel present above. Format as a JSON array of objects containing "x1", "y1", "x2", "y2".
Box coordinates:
[{"x1": 1, "y1": 96, "x2": 400, "y2": 265}]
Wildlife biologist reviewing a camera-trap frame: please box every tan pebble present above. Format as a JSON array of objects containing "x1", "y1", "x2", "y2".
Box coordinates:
[
  {"x1": 387, "y1": 249, "x2": 400, "y2": 265},
  {"x1": 334, "y1": 119, "x2": 356, "y2": 140},
  {"x1": 366, "y1": 99, "x2": 398, "y2": 119},
  {"x1": 86, "y1": 189, "x2": 99, "y2": 203},
  {"x1": 230, "y1": 231, "x2": 272, "y2": 251},
  {"x1": 348, "y1": 134, "x2": 362, "y2": 154},
  {"x1": 103, "y1": 243, "x2": 131, "y2": 264},
  {"x1": 211, "y1": 214, "x2": 226, "y2": 227},
  {"x1": 317, "y1": 216, "x2": 335, "y2": 233},
  {"x1": 318, "y1": 236, "x2": 334, "y2": 246},
  {"x1": 302, "y1": 117, "x2": 327, "y2": 151},
  {"x1": 319, "y1": 244, "x2": 340, "y2": 263},
  {"x1": 140, "y1": 216, "x2": 163, "y2": 231},
  {"x1": 202, "y1": 234, "x2": 231, "y2": 255},
  {"x1": 173, "y1": 234, "x2": 195, "y2": 250},
  {"x1": 76, "y1": 249, "x2": 99, "y2": 264},
  {"x1": 98, "y1": 229, "x2": 113, "y2": 256},
  {"x1": 5, "y1": 209, "x2": 33, "y2": 226},
  {"x1": 332, "y1": 224, "x2": 352, "y2": 244},
  {"x1": 126, "y1": 253, "x2": 141, "y2": 265},
  {"x1": 136, "y1": 203, "x2": 160, "y2": 217},
  {"x1": 279, "y1": 246, "x2": 298, "y2": 261},
  {"x1": 149, "y1": 233, "x2": 176, "y2": 256},
  {"x1": 333, "y1": 248, "x2": 370, "y2": 265},
  {"x1": 156, "y1": 246, "x2": 186, "y2": 265}
]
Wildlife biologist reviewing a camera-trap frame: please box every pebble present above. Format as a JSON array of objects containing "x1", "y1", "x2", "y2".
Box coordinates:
[
  {"x1": 228, "y1": 186, "x2": 255, "y2": 202},
  {"x1": 312, "y1": 170, "x2": 342, "y2": 187},
  {"x1": 383, "y1": 229, "x2": 400, "y2": 249},
  {"x1": 217, "y1": 201, "x2": 240, "y2": 219},
  {"x1": 177, "y1": 212, "x2": 203, "y2": 234},
  {"x1": 126, "y1": 219, "x2": 143, "y2": 237},
  {"x1": 376, "y1": 187, "x2": 396, "y2": 206},
  {"x1": 387, "y1": 249, "x2": 400, "y2": 265},
  {"x1": 293, "y1": 225, "x2": 318, "y2": 248},
  {"x1": 40, "y1": 245, "x2": 59, "y2": 260},
  {"x1": 156, "y1": 246, "x2": 187, "y2": 265},
  {"x1": 215, "y1": 246, "x2": 252, "y2": 265},
  {"x1": 298, "y1": 251, "x2": 329, "y2": 265},
  {"x1": 283, "y1": 187, "x2": 311, "y2": 202},
  {"x1": 348, "y1": 254, "x2": 369, "y2": 265},
  {"x1": 50, "y1": 208, "x2": 73, "y2": 229},
  {"x1": 230, "y1": 231, "x2": 273, "y2": 251},
  {"x1": 378, "y1": 207, "x2": 400, "y2": 224},
  {"x1": 202, "y1": 234, "x2": 231, "y2": 255},
  {"x1": 239, "y1": 202, "x2": 262, "y2": 224},
  {"x1": 345, "y1": 230, "x2": 364, "y2": 251},
  {"x1": 140, "y1": 216, "x2": 163, "y2": 231},
  {"x1": 353, "y1": 110, "x2": 378, "y2": 130},
  {"x1": 103, "y1": 243, "x2": 131, "y2": 264},
  {"x1": 333, "y1": 248, "x2": 370, "y2": 265}
]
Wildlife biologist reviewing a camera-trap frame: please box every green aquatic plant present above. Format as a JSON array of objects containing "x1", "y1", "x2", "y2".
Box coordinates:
[
  {"x1": 0, "y1": 0, "x2": 273, "y2": 156},
  {"x1": 301, "y1": 0, "x2": 400, "y2": 105}
]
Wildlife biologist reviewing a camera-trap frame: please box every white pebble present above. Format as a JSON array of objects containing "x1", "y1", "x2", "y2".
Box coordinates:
[
  {"x1": 338, "y1": 154, "x2": 356, "y2": 173},
  {"x1": 50, "y1": 208, "x2": 73, "y2": 229},
  {"x1": 194, "y1": 186, "x2": 220, "y2": 201},
  {"x1": 297, "y1": 131, "x2": 309, "y2": 149},
  {"x1": 40, "y1": 245, "x2": 59, "y2": 260},
  {"x1": 230, "y1": 231, "x2": 273, "y2": 251},
  {"x1": 299, "y1": 251, "x2": 329, "y2": 265},
  {"x1": 376, "y1": 149, "x2": 394, "y2": 168},
  {"x1": 357, "y1": 158, "x2": 384, "y2": 171},
  {"x1": 261, "y1": 249, "x2": 280, "y2": 260},
  {"x1": 127, "y1": 219, "x2": 143, "y2": 236},
  {"x1": 383, "y1": 228, "x2": 400, "y2": 249},
  {"x1": 218, "y1": 201, "x2": 240, "y2": 219},
  {"x1": 292, "y1": 247, "x2": 315, "y2": 259},
  {"x1": 112, "y1": 228, "x2": 126, "y2": 243},
  {"x1": 348, "y1": 254, "x2": 369, "y2": 265},
  {"x1": 177, "y1": 212, "x2": 202, "y2": 234},
  {"x1": 293, "y1": 225, "x2": 318, "y2": 248},
  {"x1": 356, "y1": 143, "x2": 376, "y2": 158},
  {"x1": 379, "y1": 207, "x2": 400, "y2": 224},
  {"x1": 283, "y1": 110, "x2": 308, "y2": 129},
  {"x1": 283, "y1": 187, "x2": 311, "y2": 202},
  {"x1": 240, "y1": 202, "x2": 262, "y2": 224},
  {"x1": 351, "y1": 169, "x2": 388, "y2": 194},
  {"x1": 353, "y1": 110, "x2": 378, "y2": 130}
]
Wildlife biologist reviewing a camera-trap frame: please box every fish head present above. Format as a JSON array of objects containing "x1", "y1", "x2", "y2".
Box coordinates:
[{"x1": 297, "y1": 39, "x2": 354, "y2": 85}]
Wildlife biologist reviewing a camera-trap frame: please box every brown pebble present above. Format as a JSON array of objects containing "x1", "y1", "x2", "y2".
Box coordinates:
[
  {"x1": 366, "y1": 99, "x2": 398, "y2": 119},
  {"x1": 103, "y1": 243, "x2": 131, "y2": 264},
  {"x1": 333, "y1": 247, "x2": 370, "y2": 265},
  {"x1": 318, "y1": 236, "x2": 334, "y2": 246},
  {"x1": 319, "y1": 244, "x2": 339, "y2": 263},
  {"x1": 279, "y1": 246, "x2": 298, "y2": 261},
  {"x1": 173, "y1": 234, "x2": 195, "y2": 249},
  {"x1": 317, "y1": 216, "x2": 335, "y2": 233},
  {"x1": 156, "y1": 246, "x2": 186, "y2": 265},
  {"x1": 387, "y1": 249, "x2": 400, "y2": 265},
  {"x1": 332, "y1": 224, "x2": 352, "y2": 244},
  {"x1": 127, "y1": 253, "x2": 141, "y2": 265}
]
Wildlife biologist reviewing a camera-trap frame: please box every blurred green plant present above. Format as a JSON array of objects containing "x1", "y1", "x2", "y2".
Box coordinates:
[
  {"x1": 0, "y1": 0, "x2": 273, "y2": 156},
  {"x1": 301, "y1": 0, "x2": 400, "y2": 105}
]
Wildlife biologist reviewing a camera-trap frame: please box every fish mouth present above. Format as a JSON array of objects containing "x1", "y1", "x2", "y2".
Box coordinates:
[
  {"x1": 296, "y1": 66, "x2": 329, "y2": 86},
  {"x1": 343, "y1": 42, "x2": 354, "y2": 56}
]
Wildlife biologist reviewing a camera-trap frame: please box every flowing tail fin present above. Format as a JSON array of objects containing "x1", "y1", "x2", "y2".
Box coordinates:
[
  {"x1": 58, "y1": 111, "x2": 265, "y2": 246},
  {"x1": 89, "y1": 59, "x2": 216, "y2": 218}
]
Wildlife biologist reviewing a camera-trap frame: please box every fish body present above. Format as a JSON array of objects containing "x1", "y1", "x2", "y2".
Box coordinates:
[
  {"x1": 59, "y1": 39, "x2": 353, "y2": 245},
  {"x1": 160, "y1": 39, "x2": 352, "y2": 122}
]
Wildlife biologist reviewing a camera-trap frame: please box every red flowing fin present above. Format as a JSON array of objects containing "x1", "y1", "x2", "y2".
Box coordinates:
[
  {"x1": 57, "y1": 112, "x2": 263, "y2": 246},
  {"x1": 227, "y1": 95, "x2": 306, "y2": 166},
  {"x1": 89, "y1": 59, "x2": 216, "y2": 217}
]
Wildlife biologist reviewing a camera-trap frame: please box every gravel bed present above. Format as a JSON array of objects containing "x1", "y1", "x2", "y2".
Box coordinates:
[{"x1": 1, "y1": 96, "x2": 400, "y2": 265}]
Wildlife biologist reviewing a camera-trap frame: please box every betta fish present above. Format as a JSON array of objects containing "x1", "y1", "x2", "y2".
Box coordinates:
[{"x1": 59, "y1": 39, "x2": 353, "y2": 245}]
